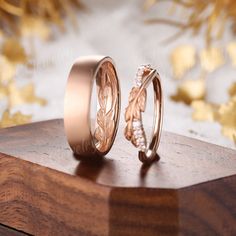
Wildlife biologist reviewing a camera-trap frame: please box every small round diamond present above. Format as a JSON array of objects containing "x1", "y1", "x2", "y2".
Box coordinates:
[
  {"x1": 132, "y1": 120, "x2": 141, "y2": 128},
  {"x1": 135, "y1": 67, "x2": 145, "y2": 87},
  {"x1": 137, "y1": 70, "x2": 143, "y2": 77},
  {"x1": 138, "y1": 66, "x2": 145, "y2": 72},
  {"x1": 137, "y1": 130, "x2": 143, "y2": 135},
  {"x1": 139, "y1": 137, "x2": 145, "y2": 143},
  {"x1": 140, "y1": 146, "x2": 146, "y2": 152},
  {"x1": 133, "y1": 130, "x2": 138, "y2": 136},
  {"x1": 136, "y1": 74, "x2": 142, "y2": 80}
]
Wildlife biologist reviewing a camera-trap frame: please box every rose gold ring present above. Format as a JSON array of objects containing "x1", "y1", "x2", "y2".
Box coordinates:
[
  {"x1": 124, "y1": 65, "x2": 163, "y2": 163},
  {"x1": 64, "y1": 56, "x2": 120, "y2": 158}
]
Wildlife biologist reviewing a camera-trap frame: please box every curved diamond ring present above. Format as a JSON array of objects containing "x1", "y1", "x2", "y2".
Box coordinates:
[{"x1": 124, "y1": 65, "x2": 163, "y2": 163}]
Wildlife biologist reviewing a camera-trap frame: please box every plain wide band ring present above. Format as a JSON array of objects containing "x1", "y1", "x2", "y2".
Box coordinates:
[
  {"x1": 64, "y1": 56, "x2": 120, "y2": 158},
  {"x1": 124, "y1": 65, "x2": 163, "y2": 164}
]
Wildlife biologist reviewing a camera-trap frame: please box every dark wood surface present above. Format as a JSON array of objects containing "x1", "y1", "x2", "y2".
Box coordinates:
[
  {"x1": 0, "y1": 119, "x2": 235, "y2": 236},
  {"x1": 0, "y1": 224, "x2": 30, "y2": 236}
]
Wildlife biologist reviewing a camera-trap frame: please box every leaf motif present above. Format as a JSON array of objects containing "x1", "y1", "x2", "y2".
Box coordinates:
[
  {"x1": 106, "y1": 120, "x2": 115, "y2": 138},
  {"x1": 100, "y1": 69, "x2": 106, "y2": 88},
  {"x1": 94, "y1": 126, "x2": 104, "y2": 142},
  {"x1": 95, "y1": 73, "x2": 117, "y2": 150},
  {"x1": 98, "y1": 88, "x2": 106, "y2": 109},
  {"x1": 103, "y1": 85, "x2": 112, "y2": 99},
  {"x1": 98, "y1": 76, "x2": 112, "y2": 110},
  {"x1": 129, "y1": 87, "x2": 139, "y2": 102},
  {"x1": 133, "y1": 105, "x2": 141, "y2": 120},
  {"x1": 106, "y1": 108, "x2": 113, "y2": 120},
  {"x1": 131, "y1": 135, "x2": 137, "y2": 147},
  {"x1": 124, "y1": 85, "x2": 148, "y2": 146},
  {"x1": 96, "y1": 109, "x2": 104, "y2": 128},
  {"x1": 138, "y1": 89, "x2": 147, "y2": 112},
  {"x1": 125, "y1": 106, "x2": 132, "y2": 122},
  {"x1": 124, "y1": 125, "x2": 132, "y2": 140}
]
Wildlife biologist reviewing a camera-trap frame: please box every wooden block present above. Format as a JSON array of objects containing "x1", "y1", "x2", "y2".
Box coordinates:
[
  {"x1": 0, "y1": 224, "x2": 29, "y2": 236},
  {"x1": 0, "y1": 119, "x2": 235, "y2": 236}
]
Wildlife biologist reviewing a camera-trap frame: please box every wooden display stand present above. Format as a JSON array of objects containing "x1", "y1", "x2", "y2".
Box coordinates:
[{"x1": 0, "y1": 119, "x2": 236, "y2": 236}]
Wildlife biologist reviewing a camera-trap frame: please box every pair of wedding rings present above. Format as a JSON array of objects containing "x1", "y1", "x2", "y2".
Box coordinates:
[{"x1": 64, "y1": 56, "x2": 163, "y2": 164}]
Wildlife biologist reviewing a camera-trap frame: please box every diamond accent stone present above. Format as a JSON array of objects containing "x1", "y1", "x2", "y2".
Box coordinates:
[
  {"x1": 129, "y1": 65, "x2": 152, "y2": 151},
  {"x1": 134, "y1": 65, "x2": 151, "y2": 87},
  {"x1": 132, "y1": 119, "x2": 147, "y2": 151}
]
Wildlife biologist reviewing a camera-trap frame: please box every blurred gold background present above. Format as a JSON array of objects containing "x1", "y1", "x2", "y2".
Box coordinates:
[{"x1": 0, "y1": 0, "x2": 235, "y2": 146}]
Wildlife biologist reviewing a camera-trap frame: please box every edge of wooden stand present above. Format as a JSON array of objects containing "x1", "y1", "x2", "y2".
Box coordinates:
[{"x1": 0, "y1": 119, "x2": 235, "y2": 236}]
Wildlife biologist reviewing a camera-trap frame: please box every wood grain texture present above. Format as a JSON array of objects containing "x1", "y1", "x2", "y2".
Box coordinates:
[
  {"x1": 0, "y1": 224, "x2": 30, "y2": 236},
  {"x1": 0, "y1": 119, "x2": 235, "y2": 236}
]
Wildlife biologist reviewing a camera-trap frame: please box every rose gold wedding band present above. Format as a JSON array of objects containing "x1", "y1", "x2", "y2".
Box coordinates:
[
  {"x1": 124, "y1": 65, "x2": 163, "y2": 163},
  {"x1": 64, "y1": 56, "x2": 120, "y2": 158}
]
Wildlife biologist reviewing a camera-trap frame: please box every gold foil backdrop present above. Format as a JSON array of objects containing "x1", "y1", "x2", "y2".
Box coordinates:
[
  {"x1": 0, "y1": 0, "x2": 235, "y2": 145},
  {"x1": 145, "y1": 0, "x2": 236, "y2": 144},
  {"x1": 0, "y1": 0, "x2": 81, "y2": 128}
]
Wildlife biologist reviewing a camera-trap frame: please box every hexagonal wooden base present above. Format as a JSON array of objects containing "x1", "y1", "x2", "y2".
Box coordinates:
[{"x1": 0, "y1": 119, "x2": 235, "y2": 236}]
